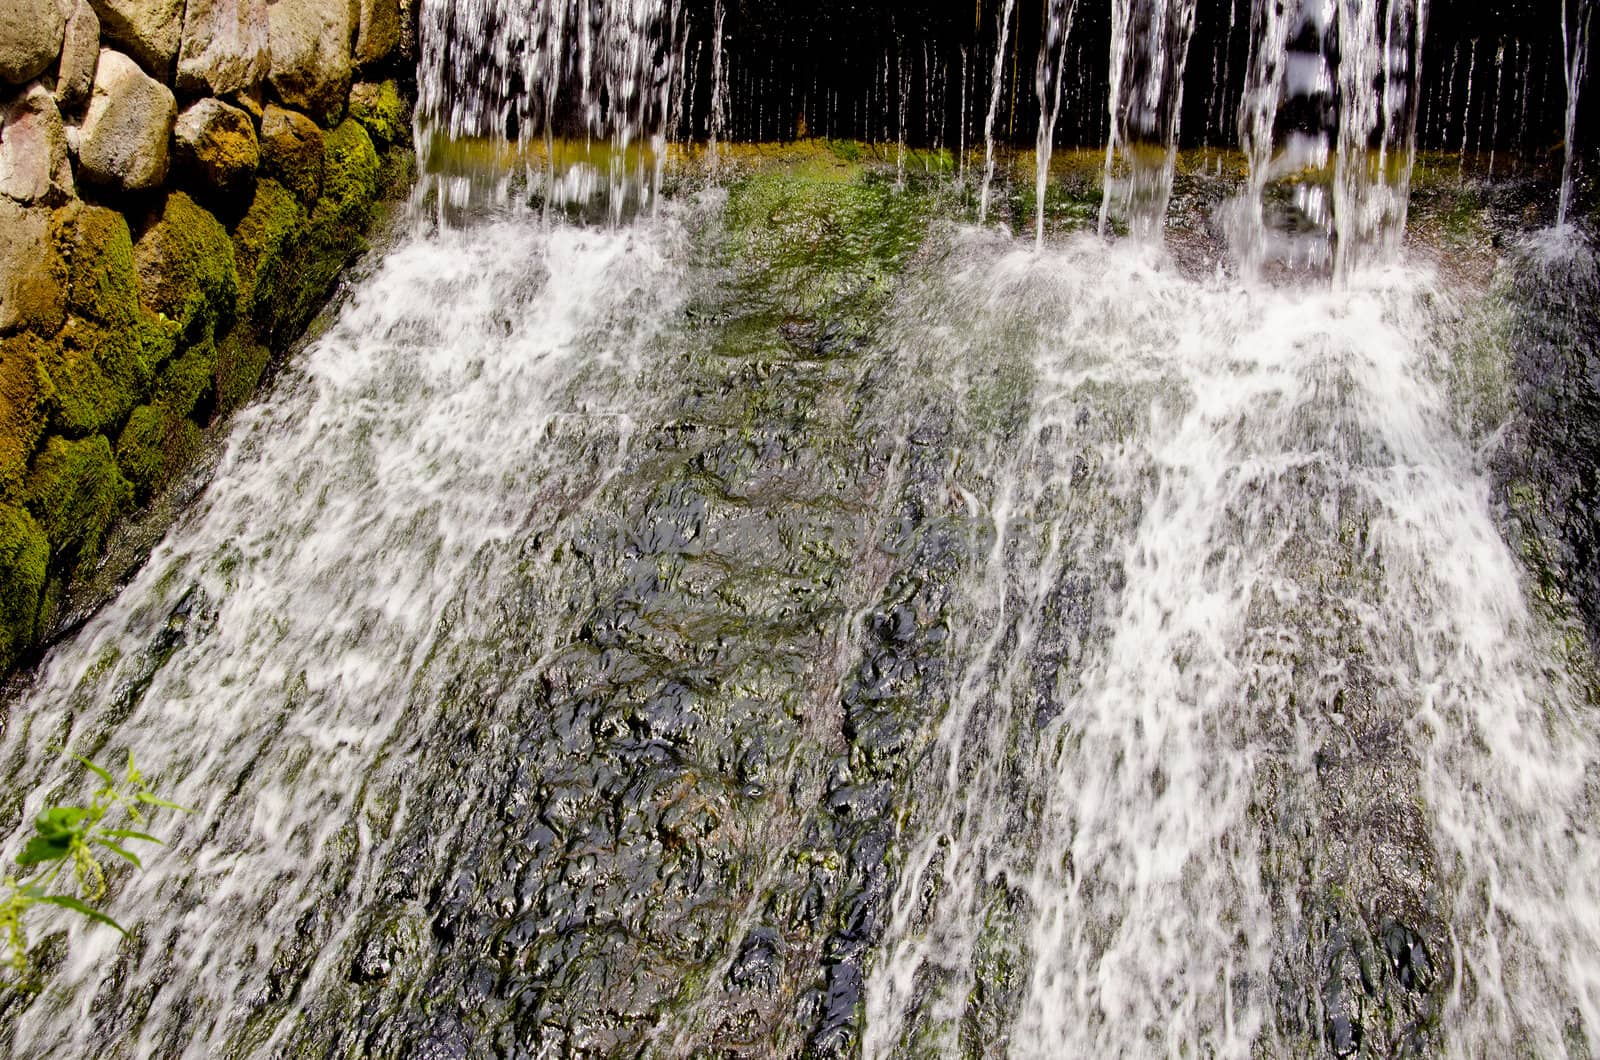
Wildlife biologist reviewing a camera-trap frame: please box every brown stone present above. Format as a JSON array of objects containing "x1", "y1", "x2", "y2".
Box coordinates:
[
  {"x1": 53, "y1": 0, "x2": 100, "y2": 108},
  {"x1": 0, "y1": 0, "x2": 66, "y2": 85},
  {"x1": 267, "y1": 0, "x2": 354, "y2": 126},
  {"x1": 260, "y1": 103, "x2": 324, "y2": 201},
  {"x1": 176, "y1": 0, "x2": 269, "y2": 96},
  {"x1": 354, "y1": 0, "x2": 400, "y2": 69},
  {"x1": 174, "y1": 97, "x2": 259, "y2": 197},
  {"x1": 86, "y1": 0, "x2": 185, "y2": 79}
]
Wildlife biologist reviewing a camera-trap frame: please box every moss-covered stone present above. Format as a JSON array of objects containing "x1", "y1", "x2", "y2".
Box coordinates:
[
  {"x1": 347, "y1": 80, "x2": 407, "y2": 149},
  {"x1": 0, "y1": 333, "x2": 53, "y2": 498},
  {"x1": 133, "y1": 191, "x2": 240, "y2": 339},
  {"x1": 257, "y1": 120, "x2": 380, "y2": 345},
  {"x1": 215, "y1": 329, "x2": 272, "y2": 414},
  {"x1": 52, "y1": 201, "x2": 140, "y2": 330},
  {"x1": 24, "y1": 433, "x2": 133, "y2": 573},
  {"x1": 115, "y1": 402, "x2": 203, "y2": 501},
  {"x1": 232, "y1": 178, "x2": 308, "y2": 318},
  {"x1": 113, "y1": 332, "x2": 219, "y2": 500},
  {"x1": 0, "y1": 198, "x2": 67, "y2": 336},
  {"x1": 0, "y1": 501, "x2": 48, "y2": 670},
  {"x1": 42, "y1": 316, "x2": 154, "y2": 436}
]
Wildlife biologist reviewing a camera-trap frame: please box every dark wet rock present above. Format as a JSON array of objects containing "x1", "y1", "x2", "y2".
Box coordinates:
[{"x1": 1498, "y1": 229, "x2": 1600, "y2": 658}]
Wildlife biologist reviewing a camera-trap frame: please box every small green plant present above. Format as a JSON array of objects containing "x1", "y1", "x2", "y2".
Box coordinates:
[{"x1": 1, "y1": 753, "x2": 188, "y2": 989}]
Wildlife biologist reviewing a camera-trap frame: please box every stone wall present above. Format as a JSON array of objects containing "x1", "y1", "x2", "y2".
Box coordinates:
[{"x1": 0, "y1": 0, "x2": 416, "y2": 670}]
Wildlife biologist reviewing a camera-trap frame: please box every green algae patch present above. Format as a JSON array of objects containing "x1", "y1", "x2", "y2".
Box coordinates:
[
  {"x1": 0, "y1": 501, "x2": 48, "y2": 668},
  {"x1": 724, "y1": 169, "x2": 930, "y2": 319},
  {"x1": 0, "y1": 333, "x2": 54, "y2": 497},
  {"x1": 134, "y1": 191, "x2": 240, "y2": 339},
  {"x1": 232, "y1": 179, "x2": 308, "y2": 320},
  {"x1": 53, "y1": 202, "x2": 141, "y2": 330},
  {"x1": 348, "y1": 81, "x2": 408, "y2": 149},
  {"x1": 24, "y1": 434, "x2": 134, "y2": 574}
]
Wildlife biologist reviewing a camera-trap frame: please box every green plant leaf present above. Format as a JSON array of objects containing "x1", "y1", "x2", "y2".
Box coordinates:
[
  {"x1": 135, "y1": 793, "x2": 193, "y2": 813},
  {"x1": 89, "y1": 839, "x2": 143, "y2": 870},
  {"x1": 16, "y1": 836, "x2": 71, "y2": 866},
  {"x1": 97, "y1": 829, "x2": 163, "y2": 846},
  {"x1": 75, "y1": 757, "x2": 115, "y2": 785},
  {"x1": 36, "y1": 896, "x2": 127, "y2": 936},
  {"x1": 33, "y1": 807, "x2": 89, "y2": 839}
]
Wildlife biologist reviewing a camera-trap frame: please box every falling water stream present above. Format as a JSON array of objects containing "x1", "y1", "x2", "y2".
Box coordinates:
[{"x1": 3, "y1": 0, "x2": 1599, "y2": 1058}]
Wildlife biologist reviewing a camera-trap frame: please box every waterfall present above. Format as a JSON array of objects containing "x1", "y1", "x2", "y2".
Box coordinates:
[
  {"x1": 414, "y1": 0, "x2": 677, "y2": 213},
  {"x1": 0, "y1": 213, "x2": 693, "y2": 1058},
  {"x1": 1560, "y1": 0, "x2": 1593, "y2": 226},
  {"x1": 1231, "y1": 0, "x2": 1426, "y2": 276},
  {"x1": 6, "y1": 4, "x2": 1599, "y2": 1058},
  {"x1": 1099, "y1": 0, "x2": 1199, "y2": 241},
  {"x1": 979, "y1": 0, "x2": 1018, "y2": 224},
  {"x1": 1034, "y1": 0, "x2": 1080, "y2": 247}
]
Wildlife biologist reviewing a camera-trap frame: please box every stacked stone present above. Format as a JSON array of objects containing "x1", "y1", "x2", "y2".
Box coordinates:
[{"x1": 0, "y1": 0, "x2": 416, "y2": 669}]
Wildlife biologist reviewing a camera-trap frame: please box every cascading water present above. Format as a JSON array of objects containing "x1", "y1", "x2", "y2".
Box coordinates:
[
  {"x1": 1232, "y1": 0, "x2": 1426, "y2": 276},
  {"x1": 1034, "y1": 0, "x2": 1080, "y2": 246},
  {"x1": 1099, "y1": 0, "x2": 1199, "y2": 240},
  {"x1": 1560, "y1": 0, "x2": 1593, "y2": 225},
  {"x1": 415, "y1": 0, "x2": 678, "y2": 215},
  {"x1": 0, "y1": 215, "x2": 693, "y2": 1057}
]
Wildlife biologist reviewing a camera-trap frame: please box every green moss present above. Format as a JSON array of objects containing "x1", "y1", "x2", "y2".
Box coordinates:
[
  {"x1": 347, "y1": 81, "x2": 408, "y2": 149},
  {"x1": 23, "y1": 434, "x2": 133, "y2": 574},
  {"x1": 0, "y1": 501, "x2": 48, "y2": 669},
  {"x1": 316, "y1": 120, "x2": 382, "y2": 234},
  {"x1": 133, "y1": 191, "x2": 240, "y2": 339},
  {"x1": 113, "y1": 334, "x2": 218, "y2": 501},
  {"x1": 0, "y1": 333, "x2": 54, "y2": 498},
  {"x1": 43, "y1": 316, "x2": 155, "y2": 436},
  {"x1": 231, "y1": 178, "x2": 307, "y2": 319},
  {"x1": 214, "y1": 330, "x2": 272, "y2": 415},
  {"x1": 53, "y1": 202, "x2": 140, "y2": 330},
  {"x1": 115, "y1": 403, "x2": 203, "y2": 501}
]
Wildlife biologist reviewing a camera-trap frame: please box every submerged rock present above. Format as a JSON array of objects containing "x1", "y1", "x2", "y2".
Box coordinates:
[{"x1": 76, "y1": 48, "x2": 175, "y2": 191}]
